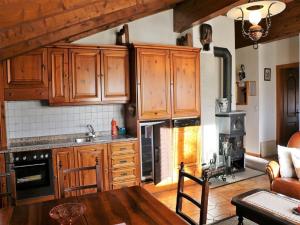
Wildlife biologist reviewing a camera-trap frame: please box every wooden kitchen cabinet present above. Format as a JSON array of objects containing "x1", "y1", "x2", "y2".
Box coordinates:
[
  {"x1": 173, "y1": 126, "x2": 201, "y2": 178},
  {"x1": 74, "y1": 144, "x2": 109, "y2": 194},
  {"x1": 101, "y1": 49, "x2": 129, "y2": 103},
  {"x1": 4, "y1": 48, "x2": 48, "y2": 100},
  {"x1": 48, "y1": 48, "x2": 69, "y2": 104},
  {"x1": 137, "y1": 48, "x2": 171, "y2": 120},
  {"x1": 52, "y1": 147, "x2": 76, "y2": 198},
  {"x1": 171, "y1": 50, "x2": 200, "y2": 118},
  {"x1": 108, "y1": 141, "x2": 140, "y2": 190},
  {"x1": 0, "y1": 153, "x2": 6, "y2": 208},
  {"x1": 69, "y1": 48, "x2": 101, "y2": 103}
]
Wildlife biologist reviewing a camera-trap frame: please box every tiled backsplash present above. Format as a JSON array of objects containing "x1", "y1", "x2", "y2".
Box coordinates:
[{"x1": 5, "y1": 101, "x2": 125, "y2": 139}]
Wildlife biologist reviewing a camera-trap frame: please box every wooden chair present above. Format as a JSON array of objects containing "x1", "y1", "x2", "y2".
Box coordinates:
[
  {"x1": 0, "y1": 168, "x2": 17, "y2": 207},
  {"x1": 59, "y1": 158, "x2": 103, "y2": 198},
  {"x1": 176, "y1": 162, "x2": 209, "y2": 225}
]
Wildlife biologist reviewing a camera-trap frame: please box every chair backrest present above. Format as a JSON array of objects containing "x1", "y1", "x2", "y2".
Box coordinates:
[
  {"x1": 0, "y1": 167, "x2": 16, "y2": 207},
  {"x1": 176, "y1": 162, "x2": 209, "y2": 225},
  {"x1": 59, "y1": 158, "x2": 103, "y2": 198}
]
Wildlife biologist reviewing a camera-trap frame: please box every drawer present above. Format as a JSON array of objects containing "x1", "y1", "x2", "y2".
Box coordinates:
[
  {"x1": 110, "y1": 142, "x2": 136, "y2": 155},
  {"x1": 112, "y1": 168, "x2": 137, "y2": 182},
  {"x1": 112, "y1": 180, "x2": 138, "y2": 190},
  {"x1": 111, "y1": 155, "x2": 136, "y2": 169}
]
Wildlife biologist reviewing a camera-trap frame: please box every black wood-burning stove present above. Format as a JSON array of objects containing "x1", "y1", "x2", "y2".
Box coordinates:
[{"x1": 216, "y1": 111, "x2": 246, "y2": 173}]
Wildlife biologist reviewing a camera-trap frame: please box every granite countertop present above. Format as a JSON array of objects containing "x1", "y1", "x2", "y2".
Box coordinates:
[{"x1": 0, "y1": 133, "x2": 138, "y2": 153}]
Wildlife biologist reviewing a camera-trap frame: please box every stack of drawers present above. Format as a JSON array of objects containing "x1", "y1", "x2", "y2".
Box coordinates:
[{"x1": 108, "y1": 141, "x2": 140, "y2": 189}]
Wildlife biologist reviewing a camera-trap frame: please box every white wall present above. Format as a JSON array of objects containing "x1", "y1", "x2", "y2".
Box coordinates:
[
  {"x1": 192, "y1": 16, "x2": 236, "y2": 163},
  {"x1": 74, "y1": 10, "x2": 178, "y2": 45},
  {"x1": 236, "y1": 36, "x2": 299, "y2": 156},
  {"x1": 236, "y1": 47, "x2": 260, "y2": 154},
  {"x1": 259, "y1": 36, "x2": 299, "y2": 156}
]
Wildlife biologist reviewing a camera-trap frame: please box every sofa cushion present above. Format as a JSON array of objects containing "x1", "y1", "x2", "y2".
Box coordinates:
[
  {"x1": 291, "y1": 151, "x2": 300, "y2": 180},
  {"x1": 277, "y1": 145, "x2": 298, "y2": 178},
  {"x1": 272, "y1": 178, "x2": 300, "y2": 200}
]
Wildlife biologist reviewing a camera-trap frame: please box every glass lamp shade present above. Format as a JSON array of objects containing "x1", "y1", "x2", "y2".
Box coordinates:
[{"x1": 227, "y1": 1, "x2": 286, "y2": 22}]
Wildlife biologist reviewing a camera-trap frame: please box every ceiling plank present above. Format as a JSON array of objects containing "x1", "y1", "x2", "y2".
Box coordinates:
[
  {"x1": 0, "y1": 0, "x2": 103, "y2": 30},
  {"x1": 173, "y1": 0, "x2": 248, "y2": 33},
  {"x1": 235, "y1": 1, "x2": 300, "y2": 49},
  {"x1": 0, "y1": 0, "x2": 137, "y2": 48},
  {"x1": 0, "y1": 0, "x2": 183, "y2": 60}
]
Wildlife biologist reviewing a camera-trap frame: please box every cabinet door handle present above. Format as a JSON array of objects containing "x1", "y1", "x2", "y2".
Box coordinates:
[{"x1": 42, "y1": 64, "x2": 46, "y2": 70}]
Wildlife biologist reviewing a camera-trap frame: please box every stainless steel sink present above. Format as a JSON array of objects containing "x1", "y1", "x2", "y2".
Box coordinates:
[{"x1": 75, "y1": 137, "x2": 92, "y2": 143}]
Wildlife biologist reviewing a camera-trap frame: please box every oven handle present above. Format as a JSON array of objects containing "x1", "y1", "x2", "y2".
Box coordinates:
[{"x1": 14, "y1": 163, "x2": 46, "y2": 169}]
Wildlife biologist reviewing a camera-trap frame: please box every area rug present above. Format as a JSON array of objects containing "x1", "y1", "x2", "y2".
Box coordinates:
[
  {"x1": 211, "y1": 216, "x2": 257, "y2": 225},
  {"x1": 209, "y1": 167, "x2": 265, "y2": 189}
]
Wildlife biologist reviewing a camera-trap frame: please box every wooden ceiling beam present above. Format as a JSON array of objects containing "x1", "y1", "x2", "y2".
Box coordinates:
[
  {"x1": 173, "y1": 0, "x2": 248, "y2": 33},
  {"x1": 0, "y1": 0, "x2": 102, "y2": 30},
  {"x1": 0, "y1": 0, "x2": 183, "y2": 60},
  {"x1": 235, "y1": 1, "x2": 300, "y2": 49},
  {"x1": 0, "y1": 0, "x2": 137, "y2": 48}
]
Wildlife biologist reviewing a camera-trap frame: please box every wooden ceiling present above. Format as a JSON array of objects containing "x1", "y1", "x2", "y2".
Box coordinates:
[
  {"x1": 0, "y1": 0, "x2": 299, "y2": 60},
  {"x1": 0, "y1": 0, "x2": 184, "y2": 61}
]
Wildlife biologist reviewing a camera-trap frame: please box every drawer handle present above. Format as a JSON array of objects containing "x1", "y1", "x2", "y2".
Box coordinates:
[
  {"x1": 119, "y1": 160, "x2": 127, "y2": 164},
  {"x1": 120, "y1": 147, "x2": 127, "y2": 150},
  {"x1": 120, "y1": 172, "x2": 128, "y2": 176}
]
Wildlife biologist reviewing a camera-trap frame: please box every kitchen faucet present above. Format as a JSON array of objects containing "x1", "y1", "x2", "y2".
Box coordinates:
[{"x1": 87, "y1": 124, "x2": 96, "y2": 138}]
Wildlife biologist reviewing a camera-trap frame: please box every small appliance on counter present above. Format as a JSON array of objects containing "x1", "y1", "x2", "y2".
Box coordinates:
[{"x1": 11, "y1": 149, "x2": 54, "y2": 200}]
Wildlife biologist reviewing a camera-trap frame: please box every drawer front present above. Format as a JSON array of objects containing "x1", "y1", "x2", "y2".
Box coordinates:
[
  {"x1": 111, "y1": 142, "x2": 136, "y2": 155},
  {"x1": 112, "y1": 168, "x2": 137, "y2": 182},
  {"x1": 112, "y1": 180, "x2": 138, "y2": 190},
  {"x1": 111, "y1": 155, "x2": 136, "y2": 169}
]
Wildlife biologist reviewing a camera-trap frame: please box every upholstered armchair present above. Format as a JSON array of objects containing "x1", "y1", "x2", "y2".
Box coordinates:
[{"x1": 266, "y1": 132, "x2": 300, "y2": 200}]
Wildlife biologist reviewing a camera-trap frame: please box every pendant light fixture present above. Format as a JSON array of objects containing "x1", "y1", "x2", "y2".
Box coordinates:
[{"x1": 227, "y1": 0, "x2": 286, "y2": 49}]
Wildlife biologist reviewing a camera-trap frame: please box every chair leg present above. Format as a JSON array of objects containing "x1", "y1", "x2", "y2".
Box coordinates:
[{"x1": 238, "y1": 215, "x2": 243, "y2": 225}]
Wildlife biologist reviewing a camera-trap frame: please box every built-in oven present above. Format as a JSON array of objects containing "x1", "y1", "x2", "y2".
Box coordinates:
[{"x1": 12, "y1": 150, "x2": 54, "y2": 200}]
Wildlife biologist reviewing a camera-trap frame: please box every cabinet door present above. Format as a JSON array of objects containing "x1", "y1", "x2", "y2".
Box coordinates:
[
  {"x1": 0, "y1": 153, "x2": 6, "y2": 207},
  {"x1": 74, "y1": 144, "x2": 108, "y2": 195},
  {"x1": 69, "y1": 49, "x2": 101, "y2": 103},
  {"x1": 52, "y1": 148, "x2": 76, "y2": 198},
  {"x1": 173, "y1": 126, "x2": 201, "y2": 177},
  {"x1": 48, "y1": 48, "x2": 69, "y2": 104},
  {"x1": 137, "y1": 48, "x2": 171, "y2": 120},
  {"x1": 101, "y1": 49, "x2": 129, "y2": 102},
  {"x1": 5, "y1": 48, "x2": 48, "y2": 88},
  {"x1": 4, "y1": 48, "x2": 48, "y2": 100},
  {"x1": 171, "y1": 50, "x2": 200, "y2": 118}
]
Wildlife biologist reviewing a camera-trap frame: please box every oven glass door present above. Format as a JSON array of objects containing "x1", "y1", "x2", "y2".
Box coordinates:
[{"x1": 14, "y1": 160, "x2": 50, "y2": 190}]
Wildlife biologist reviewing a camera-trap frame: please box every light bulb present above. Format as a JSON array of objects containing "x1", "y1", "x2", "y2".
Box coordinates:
[{"x1": 249, "y1": 10, "x2": 262, "y2": 25}]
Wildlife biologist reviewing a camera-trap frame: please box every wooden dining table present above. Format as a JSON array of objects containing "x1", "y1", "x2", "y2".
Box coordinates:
[{"x1": 0, "y1": 186, "x2": 188, "y2": 225}]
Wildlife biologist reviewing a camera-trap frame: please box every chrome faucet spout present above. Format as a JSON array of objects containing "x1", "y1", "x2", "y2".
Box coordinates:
[{"x1": 87, "y1": 124, "x2": 96, "y2": 138}]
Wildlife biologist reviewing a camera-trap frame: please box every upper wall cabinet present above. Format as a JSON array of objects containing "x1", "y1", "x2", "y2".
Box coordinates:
[
  {"x1": 101, "y1": 49, "x2": 129, "y2": 103},
  {"x1": 48, "y1": 46, "x2": 130, "y2": 105},
  {"x1": 171, "y1": 50, "x2": 200, "y2": 118},
  {"x1": 133, "y1": 44, "x2": 200, "y2": 120},
  {"x1": 137, "y1": 48, "x2": 171, "y2": 120},
  {"x1": 4, "y1": 48, "x2": 49, "y2": 100},
  {"x1": 48, "y1": 48, "x2": 69, "y2": 105},
  {"x1": 69, "y1": 49, "x2": 101, "y2": 103}
]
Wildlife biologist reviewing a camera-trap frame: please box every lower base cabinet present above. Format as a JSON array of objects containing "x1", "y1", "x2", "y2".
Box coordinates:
[
  {"x1": 0, "y1": 153, "x2": 6, "y2": 207},
  {"x1": 52, "y1": 141, "x2": 139, "y2": 198}
]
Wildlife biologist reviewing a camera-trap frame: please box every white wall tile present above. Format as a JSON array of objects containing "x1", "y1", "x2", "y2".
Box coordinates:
[{"x1": 5, "y1": 101, "x2": 125, "y2": 139}]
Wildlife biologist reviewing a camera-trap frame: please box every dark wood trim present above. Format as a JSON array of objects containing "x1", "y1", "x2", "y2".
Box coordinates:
[{"x1": 276, "y1": 62, "x2": 299, "y2": 145}]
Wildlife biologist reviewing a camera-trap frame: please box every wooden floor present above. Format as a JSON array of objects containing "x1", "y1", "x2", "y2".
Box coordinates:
[{"x1": 152, "y1": 175, "x2": 270, "y2": 224}]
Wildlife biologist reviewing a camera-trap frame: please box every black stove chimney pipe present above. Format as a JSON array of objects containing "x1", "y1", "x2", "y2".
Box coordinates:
[{"x1": 213, "y1": 47, "x2": 232, "y2": 112}]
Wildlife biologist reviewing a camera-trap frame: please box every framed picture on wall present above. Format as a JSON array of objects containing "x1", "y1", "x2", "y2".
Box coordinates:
[{"x1": 264, "y1": 68, "x2": 271, "y2": 81}]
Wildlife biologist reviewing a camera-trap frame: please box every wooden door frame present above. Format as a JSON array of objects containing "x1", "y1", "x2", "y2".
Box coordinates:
[{"x1": 276, "y1": 62, "x2": 299, "y2": 145}]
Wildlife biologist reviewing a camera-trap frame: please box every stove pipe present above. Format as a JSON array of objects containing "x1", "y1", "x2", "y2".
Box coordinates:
[{"x1": 213, "y1": 47, "x2": 232, "y2": 112}]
